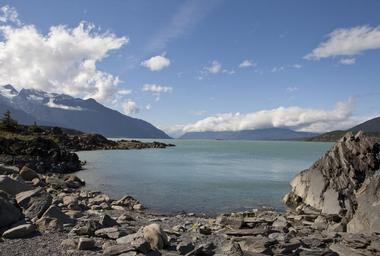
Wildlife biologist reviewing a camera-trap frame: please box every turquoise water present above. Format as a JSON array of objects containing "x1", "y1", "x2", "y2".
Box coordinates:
[{"x1": 76, "y1": 140, "x2": 332, "y2": 215}]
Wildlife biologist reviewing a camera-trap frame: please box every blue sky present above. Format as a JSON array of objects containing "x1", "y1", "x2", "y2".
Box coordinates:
[{"x1": 0, "y1": 0, "x2": 379, "y2": 136}]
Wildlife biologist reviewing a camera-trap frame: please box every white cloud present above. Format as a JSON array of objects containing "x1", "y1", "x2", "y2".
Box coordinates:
[
  {"x1": 206, "y1": 60, "x2": 222, "y2": 74},
  {"x1": 0, "y1": 15, "x2": 128, "y2": 104},
  {"x1": 292, "y1": 64, "x2": 302, "y2": 69},
  {"x1": 146, "y1": 0, "x2": 218, "y2": 52},
  {"x1": 169, "y1": 98, "x2": 365, "y2": 135},
  {"x1": 46, "y1": 98, "x2": 83, "y2": 111},
  {"x1": 286, "y1": 87, "x2": 298, "y2": 93},
  {"x1": 142, "y1": 84, "x2": 173, "y2": 93},
  {"x1": 122, "y1": 100, "x2": 140, "y2": 115},
  {"x1": 271, "y1": 66, "x2": 285, "y2": 72},
  {"x1": 305, "y1": 25, "x2": 380, "y2": 60},
  {"x1": 141, "y1": 55, "x2": 170, "y2": 71},
  {"x1": 0, "y1": 5, "x2": 21, "y2": 25},
  {"x1": 145, "y1": 104, "x2": 152, "y2": 110},
  {"x1": 239, "y1": 59, "x2": 255, "y2": 68},
  {"x1": 339, "y1": 58, "x2": 356, "y2": 65},
  {"x1": 118, "y1": 89, "x2": 132, "y2": 95}
]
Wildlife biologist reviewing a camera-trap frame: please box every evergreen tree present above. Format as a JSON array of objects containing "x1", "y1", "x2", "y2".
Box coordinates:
[{"x1": 0, "y1": 110, "x2": 19, "y2": 131}]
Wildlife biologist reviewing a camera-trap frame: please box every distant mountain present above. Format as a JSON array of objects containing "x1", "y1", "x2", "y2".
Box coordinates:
[
  {"x1": 350, "y1": 117, "x2": 380, "y2": 133},
  {"x1": 179, "y1": 128, "x2": 318, "y2": 140},
  {"x1": 308, "y1": 117, "x2": 380, "y2": 142},
  {"x1": 0, "y1": 85, "x2": 170, "y2": 139}
]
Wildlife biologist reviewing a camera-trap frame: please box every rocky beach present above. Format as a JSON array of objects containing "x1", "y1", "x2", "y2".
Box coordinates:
[{"x1": 0, "y1": 130, "x2": 380, "y2": 256}]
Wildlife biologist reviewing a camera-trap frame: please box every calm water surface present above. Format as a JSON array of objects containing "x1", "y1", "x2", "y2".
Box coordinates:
[{"x1": 76, "y1": 140, "x2": 332, "y2": 214}]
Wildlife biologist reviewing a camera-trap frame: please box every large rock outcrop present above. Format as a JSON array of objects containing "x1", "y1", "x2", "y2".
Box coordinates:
[
  {"x1": 283, "y1": 131, "x2": 380, "y2": 233},
  {"x1": 0, "y1": 137, "x2": 82, "y2": 173}
]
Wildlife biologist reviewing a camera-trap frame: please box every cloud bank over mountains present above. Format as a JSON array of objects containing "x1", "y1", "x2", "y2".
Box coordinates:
[{"x1": 167, "y1": 98, "x2": 367, "y2": 136}]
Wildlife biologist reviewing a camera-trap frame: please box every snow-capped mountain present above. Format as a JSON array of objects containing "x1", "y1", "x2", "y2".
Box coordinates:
[{"x1": 0, "y1": 85, "x2": 170, "y2": 139}]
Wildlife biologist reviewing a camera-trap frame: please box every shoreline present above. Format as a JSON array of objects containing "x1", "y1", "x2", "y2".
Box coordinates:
[{"x1": 0, "y1": 132, "x2": 380, "y2": 255}]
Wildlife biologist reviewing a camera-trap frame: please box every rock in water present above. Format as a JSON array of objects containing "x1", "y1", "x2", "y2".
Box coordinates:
[{"x1": 283, "y1": 131, "x2": 380, "y2": 233}]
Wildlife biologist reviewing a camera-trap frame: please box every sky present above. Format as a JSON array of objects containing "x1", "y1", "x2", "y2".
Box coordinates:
[{"x1": 0, "y1": 0, "x2": 379, "y2": 137}]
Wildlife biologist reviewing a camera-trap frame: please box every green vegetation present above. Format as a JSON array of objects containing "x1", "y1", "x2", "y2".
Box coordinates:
[{"x1": 0, "y1": 110, "x2": 19, "y2": 132}]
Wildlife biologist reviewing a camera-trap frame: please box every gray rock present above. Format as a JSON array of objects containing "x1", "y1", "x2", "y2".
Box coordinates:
[
  {"x1": 16, "y1": 187, "x2": 52, "y2": 219},
  {"x1": 100, "y1": 214, "x2": 119, "y2": 227},
  {"x1": 61, "y1": 238, "x2": 77, "y2": 249},
  {"x1": 19, "y1": 166, "x2": 38, "y2": 181},
  {"x1": 117, "y1": 229, "x2": 151, "y2": 254},
  {"x1": 220, "y1": 242, "x2": 244, "y2": 256},
  {"x1": 2, "y1": 224, "x2": 35, "y2": 239},
  {"x1": 0, "y1": 193, "x2": 22, "y2": 228},
  {"x1": 95, "y1": 227, "x2": 125, "y2": 239},
  {"x1": 77, "y1": 237, "x2": 95, "y2": 250},
  {"x1": 284, "y1": 132, "x2": 380, "y2": 233},
  {"x1": 103, "y1": 244, "x2": 135, "y2": 256},
  {"x1": 176, "y1": 240, "x2": 195, "y2": 255},
  {"x1": 198, "y1": 225, "x2": 212, "y2": 235},
  {"x1": 40, "y1": 205, "x2": 74, "y2": 224},
  {"x1": 347, "y1": 171, "x2": 380, "y2": 233},
  {"x1": 216, "y1": 215, "x2": 244, "y2": 229},
  {"x1": 0, "y1": 175, "x2": 32, "y2": 195}
]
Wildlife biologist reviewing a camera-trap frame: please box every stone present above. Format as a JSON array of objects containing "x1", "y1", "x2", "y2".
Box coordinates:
[
  {"x1": 36, "y1": 217, "x2": 62, "y2": 232},
  {"x1": 327, "y1": 222, "x2": 346, "y2": 232},
  {"x1": 61, "y1": 238, "x2": 77, "y2": 249},
  {"x1": 62, "y1": 195, "x2": 78, "y2": 206},
  {"x1": 198, "y1": 225, "x2": 212, "y2": 235},
  {"x1": 220, "y1": 242, "x2": 244, "y2": 256},
  {"x1": 225, "y1": 227, "x2": 268, "y2": 236},
  {"x1": 16, "y1": 187, "x2": 52, "y2": 219},
  {"x1": 89, "y1": 194, "x2": 110, "y2": 205},
  {"x1": 77, "y1": 237, "x2": 95, "y2": 250},
  {"x1": 347, "y1": 171, "x2": 380, "y2": 233},
  {"x1": 95, "y1": 227, "x2": 125, "y2": 239},
  {"x1": 272, "y1": 216, "x2": 289, "y2": 229},
  {"x1": 216, "y1": 215, "x2": 244, "y2": 229},
  {"x1": 176, "y1": 240, "x2": 195, "y2": 255},
  {"x1": 2, "y1": 224, "x2": 35, "y2": 239},
  {"x1": 240, "y1": 237, "x2": 277, "y2": 254},
  {"x1": 113, "y1": 195, "x2": 140, "y2": 209},
  {"x1": 72, "y1": 219, "x2": 101, "y2": 236},
  {"x1": 19, "y1": 166, "x2": 38, "y2": 181},
  {"x1": 0, "y1": 194, "x2": 22, "y2": 228},
  {"x1": 40, "y1": 205, "x2": 74, "y2": 225},
  {"x1": 100, "y1": 214, "x2": 119, "y2": 227},
  {"x1": 0, "y1": 175, "x2": 32, "y2": 195},
  {"x1": 284, "y1": 132, "x2": 380, "y2": 233},
  {"x1": 103, "y1": 244, "x2": 135, "y2": 256},
  {"x1": 143, "y1": 223, "x2": 169, "y2": 250}
]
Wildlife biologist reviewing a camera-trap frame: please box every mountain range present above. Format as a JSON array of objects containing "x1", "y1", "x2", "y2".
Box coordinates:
[
  {"x1": 179, "y1": 128, "x2": 318, "y2": 140},
  {"x1": 0, "y1": 85, "x2": 170, "y2": 139}
]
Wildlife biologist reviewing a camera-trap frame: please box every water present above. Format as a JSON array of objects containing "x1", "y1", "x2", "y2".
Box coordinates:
[{"x1": 76, "y1": 140, "x2": 332, "y2": 215}]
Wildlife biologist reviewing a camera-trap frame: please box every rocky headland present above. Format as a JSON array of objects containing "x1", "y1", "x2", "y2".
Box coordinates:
[{"x1": 0, "y1": 131, "x2": 379, "y2": 255}]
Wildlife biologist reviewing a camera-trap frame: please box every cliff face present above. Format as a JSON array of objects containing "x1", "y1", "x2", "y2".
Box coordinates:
[{"x1": 283, "y1": 131, "x2": 380, "y2": 233}]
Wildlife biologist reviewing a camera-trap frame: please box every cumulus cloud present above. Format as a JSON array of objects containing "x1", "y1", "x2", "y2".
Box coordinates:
[
  {"x1": 0, "y1": 12, "x2": 128, "y2": 104},
  {"x1": 118, "y1": 89, "x2": 132, "y2": 95},
  {"x1": 122, "y1": 100, "x2": 140, "y2": 115},
  {"x1": 141, "y1": 55, "x2": 170, "y2": 71},
  {"x1": 305, "y1": 25, "x2": 380, "y2": 60},
  {"x1": 0, "y1": 5, "x2": 21, "y2": 25},
  {"x1": 239, "y1": 59, "x2": 255, "y2": 68},
  {"x1": 169, "y1": 99, "x2": 365, "y2": 135},
  {"x1": 339, "y1": 58, "x2": 356, "y2": 65}
]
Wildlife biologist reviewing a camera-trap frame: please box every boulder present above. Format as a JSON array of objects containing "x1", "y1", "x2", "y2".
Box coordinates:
[
  {"x1": 0, "y1": 175, "x2": 32, "y2": 195},
  {"x1": 16, "y1": 187, "x2": 52, "y2": 219},
  {"x1": 77, "y1": 237, "x2": 95, "y2": 250},
  {"x1": 347, "y1": 171, "x2": 380, "y2": 233},
  {"x1": 2, "y1": 224, "x2": 35, "y2": 239},
  {"x1": 40, "y1": 205, "x2": 74, "y2": 225},
  {"x1": 0, "y1": 194, "x2": 22, "y2": 228},
  {"x1": 100, "y1": 214, "x2": 119, "y2": 228},
  {"x1": 19, "y1": 166, "x2": 38, "y2": 181},
  {"x1": 284, "y1": 132, "x2": 380, "y2": 233}
]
